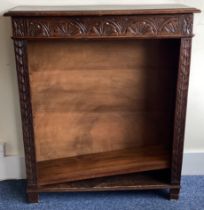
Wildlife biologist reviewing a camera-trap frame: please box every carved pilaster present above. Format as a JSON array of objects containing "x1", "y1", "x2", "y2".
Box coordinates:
[
  {"x1": 14, "y1": 40, "x2": 37, "y2": 186},
  {"x1": 171, "y1": 38, "x2": 192, "y2": 184}
]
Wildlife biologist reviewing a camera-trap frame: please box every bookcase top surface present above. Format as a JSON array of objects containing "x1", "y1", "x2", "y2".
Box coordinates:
[{"x1": 4, "y1": 4, "x2": 200, "y2": 16}]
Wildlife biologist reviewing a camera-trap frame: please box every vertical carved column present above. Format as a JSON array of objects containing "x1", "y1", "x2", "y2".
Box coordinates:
[
  {"x1": 13, "y1": 40, "x2": 37, "y2": 187},
  {"x1": 171, "y1": 38, "x2": 192, "y2": 185}
]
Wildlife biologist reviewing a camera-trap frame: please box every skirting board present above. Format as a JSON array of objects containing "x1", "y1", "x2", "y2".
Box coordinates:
[{"x1": 0, "y1": 153, "x2": 204, "y2": 180}]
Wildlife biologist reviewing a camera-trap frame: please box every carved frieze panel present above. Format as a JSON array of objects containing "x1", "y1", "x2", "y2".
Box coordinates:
[{"x1": 12, "y1": 14, "x2": 193, "y2": 38}]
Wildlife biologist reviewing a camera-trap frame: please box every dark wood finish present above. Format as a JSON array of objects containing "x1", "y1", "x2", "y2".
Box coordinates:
[
  {"x1": 171, "y1": 38, "x2": 192, "y2": 185},
  {"x1": 37, "y1": 145, "x2": 170, "y2": 185},
  {"x1": 28, "y1": 171, "x2": 178, "y2": 192},
  {"x1": 13, "y1": 40, "x2": 37, "y2": 187},
  {"x1": 169, "y1": 188, "x2": 180, "y2": 200},
  {"x1": 27, "y1": 192, "x2": 39, "y2": 203},
  {"x1": 11, "y1": 14, "x2": 193, "y2": 39},
  {"x1": 4, "y1": 5, "x2": 200, "y2": 16},
  {"x1": 5, "y1": 5, "x2": 200, "y2": 203}
]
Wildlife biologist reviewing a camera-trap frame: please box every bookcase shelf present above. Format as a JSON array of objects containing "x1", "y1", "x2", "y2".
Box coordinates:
[
  {"x1": 5, "y1": 4, "x2": 200, "y2": 203},
  {"x1": 37, "y1": 145, "x2": 170, "y2": 185},
  {"x1": 33, "y1": 170, "x2": 173, "y2": 192}
]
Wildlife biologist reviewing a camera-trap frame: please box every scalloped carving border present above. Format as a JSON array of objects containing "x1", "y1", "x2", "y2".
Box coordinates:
[{"x1": 12, "y1": 14, "x2": 193, "y2": 38}]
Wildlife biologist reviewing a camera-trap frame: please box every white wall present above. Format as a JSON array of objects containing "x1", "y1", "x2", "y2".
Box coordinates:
[
  {"x1": 0, "y1": 0, "x2": 203, "y2": 175},
  {"x1": 177, "y1": 0, "x2": 204, "y2": 153}
]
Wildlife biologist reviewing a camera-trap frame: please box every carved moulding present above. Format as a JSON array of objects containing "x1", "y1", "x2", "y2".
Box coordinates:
[
  {"x1": 171, "y1": 38, "x2": 192, "y2": 184},
  {"x1": 14, "y1": 40, "x2": 37, "y2": 186},
  {"x1": 12, "y1": 14, "x2": 193, "y2": 38}
]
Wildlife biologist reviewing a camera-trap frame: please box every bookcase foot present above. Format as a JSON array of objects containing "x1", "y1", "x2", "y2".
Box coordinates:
[
  {"x1": 169, "y1": 188, "x2": 180, "y2": 200},
  {"x1": 27, "y1": 192, "x2": 39, "y2": 203}
]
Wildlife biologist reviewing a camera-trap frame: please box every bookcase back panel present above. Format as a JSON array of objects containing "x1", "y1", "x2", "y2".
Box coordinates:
[{"x1": 27, "y1": 40, "x2": 179, "y2": 161}]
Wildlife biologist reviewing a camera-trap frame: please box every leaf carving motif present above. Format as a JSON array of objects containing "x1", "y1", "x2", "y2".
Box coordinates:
[
  {"x1": 28, "y1": 21, "x2": 50, "y2": 36},
  {"x1": 159, "y1": 18, "x2": 179, "y2": 33},
  {"x1": 13, "y1": 15, "x2": 193, "y2": 38}
]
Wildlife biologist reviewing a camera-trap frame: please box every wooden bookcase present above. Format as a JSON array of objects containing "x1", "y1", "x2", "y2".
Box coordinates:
[{"x1": 4, "y1": 4, "x2": 200, "y2": 203}]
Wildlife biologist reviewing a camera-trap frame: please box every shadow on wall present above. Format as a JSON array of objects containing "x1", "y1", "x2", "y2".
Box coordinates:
[{"x1": 0, "y1": 17, "x2": 24, "y2": 156}]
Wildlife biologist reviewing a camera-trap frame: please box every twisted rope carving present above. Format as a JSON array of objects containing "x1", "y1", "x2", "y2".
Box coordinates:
[{"x1": 14, "y1": 40, "x2": 37, "y2": 186}]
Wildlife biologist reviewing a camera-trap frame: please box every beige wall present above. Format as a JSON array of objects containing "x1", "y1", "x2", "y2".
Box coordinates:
[
  {"x1": 178, "y1": 0, "x2": 204, "y2": 152},
  {"x1": 0, "y1": 0, "x2": 203, "y2": 156}
]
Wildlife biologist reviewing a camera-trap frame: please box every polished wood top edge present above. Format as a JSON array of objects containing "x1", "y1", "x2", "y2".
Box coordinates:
[
  {"x1": 4, "y1": 4, "x2": 201, "y2": 16},
  {"x1": 11, "y1": 35, "x2": 195, "y2": 40}
]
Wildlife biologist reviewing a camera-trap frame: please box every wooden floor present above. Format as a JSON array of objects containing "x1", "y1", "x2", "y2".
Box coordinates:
[{"x1": 37, "y1": 145, "x2": 170, "y2": 185}]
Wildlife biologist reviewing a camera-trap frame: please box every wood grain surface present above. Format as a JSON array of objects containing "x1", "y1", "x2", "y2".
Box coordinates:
[
  {"x1": 9, "y1": 4, "x2": 199, "y2": 201},
  {"x1": 29, "y1": 170, "x2": 179, "y2": 192},
  {"x1": 37, "y1": 145, "x2": 170, "y2": 185},
  {"x1": 27, "y1": 40, "x2": 179, "y2": 161},
  {"x1": 4, "y1": 4, "x2": 200, "y2": 16}
]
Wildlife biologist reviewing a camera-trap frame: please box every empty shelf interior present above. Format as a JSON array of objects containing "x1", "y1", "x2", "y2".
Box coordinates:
[
  {"x1": 35, "y1": 170, "x2": 172, "y2": 192},
  {"x1": 37, "y1": 145, "x2": 170, "y2": 185},
  {"x1": 28, "y1": 40, "x2": 179, "y2": 162}
]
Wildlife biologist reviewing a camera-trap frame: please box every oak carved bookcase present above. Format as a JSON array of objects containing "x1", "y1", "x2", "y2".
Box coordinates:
[{"x1": 5, "y1": 4, "x2": 200, "y2": 203}]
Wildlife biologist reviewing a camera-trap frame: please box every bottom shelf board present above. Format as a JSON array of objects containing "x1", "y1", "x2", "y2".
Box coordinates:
[
  {"x1": 37, "y1": 145, "x2": 170, "y2": 185},
  {"x1": 31, "y1": 171, "x2": 178, "y2": 192}
]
